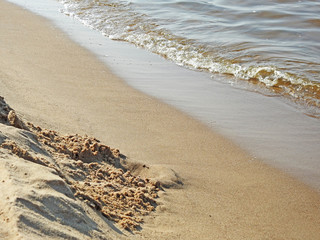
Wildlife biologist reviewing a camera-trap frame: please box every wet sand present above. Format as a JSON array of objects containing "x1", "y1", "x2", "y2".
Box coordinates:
[{"x1": 1, "y1": 0, "x2": 320, "y2": 239}]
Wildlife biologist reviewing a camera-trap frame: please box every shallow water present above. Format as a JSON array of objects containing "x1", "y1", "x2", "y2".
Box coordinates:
[
  {"x1": 5, "y1": 0, "x2": 320, "y2": 191},
  {"x1": 59, "y1": 0, "x2": 320, "y2": 116}
]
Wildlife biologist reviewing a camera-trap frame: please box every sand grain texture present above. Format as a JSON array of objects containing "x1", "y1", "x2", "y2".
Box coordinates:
[
  {"x1": 0, "y1": 96, "x2": 167, "y2": 239},
  {"x1": 1, "y1": 1, "x2": 320, "y2": 239}
]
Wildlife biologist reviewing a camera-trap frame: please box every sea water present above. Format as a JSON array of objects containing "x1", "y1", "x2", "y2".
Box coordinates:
[{"x1": 59, "y1": 0, "x2": 320, "y2": 117}]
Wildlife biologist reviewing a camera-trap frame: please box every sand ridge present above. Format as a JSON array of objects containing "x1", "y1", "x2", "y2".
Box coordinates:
[
  {"x1": 0, "y1": 96, "x2": 166, "y2": 237},
  {"x1": 27, "y1": 123, "x2": 161, "y2": 231}
]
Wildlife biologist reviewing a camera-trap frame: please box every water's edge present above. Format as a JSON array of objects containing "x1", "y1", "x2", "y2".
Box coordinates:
[
  {"x1": 6, "y1": 0, "x2": 320, "y2": 191},
  {"x1": 60, "y1": 0, "x2": 320, "y2": 117}
]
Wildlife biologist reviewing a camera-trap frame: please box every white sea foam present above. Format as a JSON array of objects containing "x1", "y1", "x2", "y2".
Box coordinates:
[{"x1": 60, "y1": 0, "x2": 320, "y2": 111}]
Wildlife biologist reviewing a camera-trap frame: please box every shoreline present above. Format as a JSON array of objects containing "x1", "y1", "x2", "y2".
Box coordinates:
[
  {"x1": 1, "y1": 0, "x2": 320, "y2": 239},
  {"x1": 7, "y1": 0, "x2": 320, "y2": 191}
]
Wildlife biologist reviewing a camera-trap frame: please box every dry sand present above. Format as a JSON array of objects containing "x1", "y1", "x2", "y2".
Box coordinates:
[
  {"x1": 0, "y1": 96, "x2": 160, "y2": 238},
  {"x1": 1, "y1": 0, "x2": 320, "y2": 239}
]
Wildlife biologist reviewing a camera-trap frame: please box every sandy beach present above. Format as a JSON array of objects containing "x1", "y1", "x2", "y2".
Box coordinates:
[{"x1": 1, "y1": 1, "x2": 320, "y2": 239}]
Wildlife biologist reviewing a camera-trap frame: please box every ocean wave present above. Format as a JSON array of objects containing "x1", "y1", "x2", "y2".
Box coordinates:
[{"x1": 59, "y1": 0, "x2": 320, "y2": 110}]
